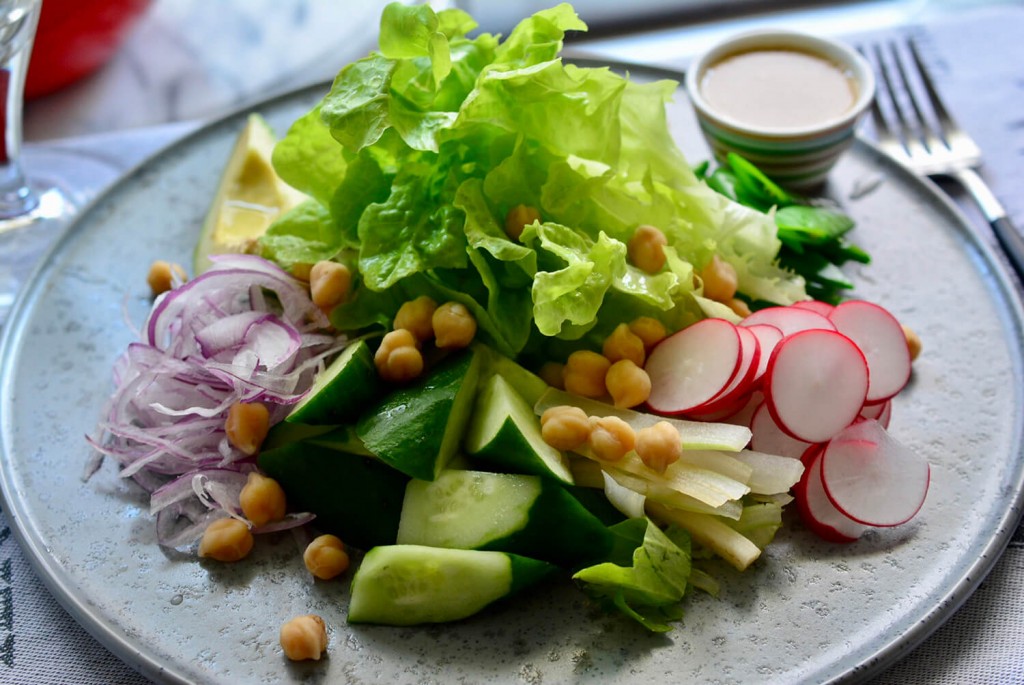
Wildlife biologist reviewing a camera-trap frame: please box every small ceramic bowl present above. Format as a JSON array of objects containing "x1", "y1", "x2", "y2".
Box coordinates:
[{"x1": 684, "y1": 29, "x2": 875, "y2": 189}]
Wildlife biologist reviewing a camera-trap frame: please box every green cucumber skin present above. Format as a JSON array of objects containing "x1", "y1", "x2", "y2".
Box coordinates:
[
  {"x1": 356, "y1": 350, "x2": 480, "y2": 481},
  {"x1": 474, "y1": 344, "x2": 549, "y2": 406},
  {"x1": 564, "y1": 485, "x2": 628, "y2": 527},
  {"x1": 472, "y1": 418, "x2": 559, "y2": 478},
  {"x1": 263, "y1": 421, "x2": 336, "y2": 451},
  {"x1": 398, "y1": 470, "x2": 615, "y2": 569},
  {"x1": 257, "y1": 442, "x2": 409, "y2": 550},
  {"x1": 347, "y1": 545, "x2": 555, "y2": 625},
  {"x1": 286, "y1": 340, "x2": 380, "y2": 426},
  {"x1": 466, "y1": 373, "x2": 572, "y2": 484},
  {"x1": 485, "y1": 479, "x2": 616, "y2": 569}
]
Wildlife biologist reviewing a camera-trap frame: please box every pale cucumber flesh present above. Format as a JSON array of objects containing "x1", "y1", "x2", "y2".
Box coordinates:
[{"x1": 397, "y1": 470, "x2": 542, "y2": 549}]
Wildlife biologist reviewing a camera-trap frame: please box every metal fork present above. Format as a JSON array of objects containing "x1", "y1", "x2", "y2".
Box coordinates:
[{"x1": 864, "y1": 39, "x2": 1024, "y2": 281}]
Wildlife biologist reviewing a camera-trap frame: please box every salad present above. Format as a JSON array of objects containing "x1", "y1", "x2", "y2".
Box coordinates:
[{"x1": 89, "y1": 1, "x2": 929, "y2": 664}]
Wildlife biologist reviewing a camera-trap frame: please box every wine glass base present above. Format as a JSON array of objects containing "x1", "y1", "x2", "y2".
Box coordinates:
[
  {"x1": 0, "y1": 184, "x2": 74, "y2": 233},
  {"x1": 0, "y1": 182, "x2": 77, "y2": 325}
]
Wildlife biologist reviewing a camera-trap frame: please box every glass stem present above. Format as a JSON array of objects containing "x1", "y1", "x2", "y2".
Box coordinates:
[{"x1": 0, "y1": 2, "x2": 37, "y2": 219}]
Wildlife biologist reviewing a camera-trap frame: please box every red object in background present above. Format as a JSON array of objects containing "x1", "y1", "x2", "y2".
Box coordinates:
[{"x1": 26, "y1": 0, "x2": 150, "y2": 100}]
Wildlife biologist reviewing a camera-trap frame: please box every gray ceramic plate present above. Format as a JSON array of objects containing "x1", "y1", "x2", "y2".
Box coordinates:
[{"x1": 2, "y1": 68, "x2": 1023, "y2": 685}]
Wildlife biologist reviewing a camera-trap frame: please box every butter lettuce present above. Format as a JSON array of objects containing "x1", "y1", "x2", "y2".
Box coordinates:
[
  {"x1": 259, "y1": 1, "x2": 807, "y2": 355},
  {"x1": 573, "y1": 518, "x2": 692, "y2": 632}
]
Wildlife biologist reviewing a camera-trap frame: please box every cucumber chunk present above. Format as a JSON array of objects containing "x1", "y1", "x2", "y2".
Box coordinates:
[
  {"x1": 286, "y1": 339, "x2": 379, "y2": 425},
  {"x1": 263, "y1": 421, "x2": 336, "y2": 451},
  {"x1": 465, "y1": 374, "x2": 573, "y2": 484},
  {"x1": 397, "y1": 469, "x2": 615, "y2": 568},
  {"x1": 357, "y1": 349, "x2": 481, "y2": 481},
  {"x1": 258, "y1": 441, "x2": 408, "y2": 550},
  {"x1": 473, "y1": 343, "x2": 549, "y2": 406},
  {"x1": 347, "y1": 545, "x2": 555, "y2": 625}
]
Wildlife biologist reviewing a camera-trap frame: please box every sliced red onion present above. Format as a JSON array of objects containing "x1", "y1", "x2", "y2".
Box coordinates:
[
  {"x1": 253, "y1": 511, "x2": 317, "y2": 535},
  {"x1": 90, "y1": 255, "x2": 342, "y2": 550}
]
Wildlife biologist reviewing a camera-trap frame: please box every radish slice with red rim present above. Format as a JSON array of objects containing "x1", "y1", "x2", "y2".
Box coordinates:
[
  {"x1": 828, "y1": 300, "x2": 912, "y2": 403},
  {"x1": 794, "y1": 445, "x2": 868, "y2": 543},
  {"x1": 685, "y1": 389, "x2": 753, "y2": 422},
  {"x1": 791, "y1": 300, "x2": 835, "y2": 317},
  {"x1": 819, "y1": 419, "x2": 930, "y2": 527},
  {"x1": 722, "y1": 390, "x2": 764, "y2": 427},
  {"x1": 694, "y1": 325, "x2": 761, "y2": 415},
  {"x1": 750, "y1": 400, "x2": 814, "y2": 460},
  {"x1": 744, "y1": 323, "x2": 783, "y2": 385},
  {"x1": 645, "y1": 318, "x2": 743, "y2": 415},
  {"x1": 860, "y1": 398, "x2": 893, "y2": 428},
  {"x1": 763, "y1": 329, "x2": 869, "y2": 443},
  {"x1": 740, "y1": 305, "x2": 836, "y2": 338}
]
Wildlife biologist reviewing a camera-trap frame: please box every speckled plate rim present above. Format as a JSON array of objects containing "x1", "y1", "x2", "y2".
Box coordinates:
[{"x1": 1, "y1": 64, "x2": 1023, "y2": 685}]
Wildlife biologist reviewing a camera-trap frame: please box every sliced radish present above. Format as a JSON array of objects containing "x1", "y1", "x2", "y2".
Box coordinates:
[
  {"x1": 646, "y1": 318, "x2": 742, "y2": 415},
  {"x1": 828, "y1": 300, "x2": 912, "y2": 403},
  {"x1": 792, "y1": 300, "x2": 836, "y2": 317},
  {"x1": 743, "y1": 323, "x2": 783, "y2": 386},
  {"x1": 859, "y1": 398, "x2": 892, "y2": 428},
  {"x1": 793, "y1": 445, "x2": 869, "y2": 543},
  {"x1": 763, "y1": 329, "x2": 869, "y2": 444},
  {"x1": 799, "y1": 442, "x2": 824, "y2": 467},
  {"x1": 693, "y1": 325, "x2": 761, "y2": 415},
  {"x1": 750, "y1": 400, "x2": 813, "y2": 460},
  {"x1": 740, "y1": 305, "x2": 836, "y2": 338},
  {"x1": 727, "y1": 390, "x2": 764, "y2": 427},
  {"x1": 819, "y1": 420, "x2": 929, "y2": 527},
  {"x1": 685, "y1": 389, "x2": 753, "y2": 422}
]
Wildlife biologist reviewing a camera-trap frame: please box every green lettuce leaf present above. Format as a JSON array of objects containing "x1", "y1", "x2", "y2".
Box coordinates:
[
  {"x1": 259, "y1": 200, "x2": 342, "y2": 269},
  {"x1": 271, "y1": 107, "x2": 347, "y2": 206},
  {"x1": 573, "y1": 518, "x2": 691, "y2": 632},
  {"x1": 260, "y1": 1, "x2": 812, "y2": 357}
]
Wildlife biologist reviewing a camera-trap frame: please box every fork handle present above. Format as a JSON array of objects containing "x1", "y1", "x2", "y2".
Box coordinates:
[
  {"x1": 990, "y1": 216, "x2": 1024, "y2": 283},
  {"x1": 955, "y1": 169, "x2": 1024, "y2": 283}
]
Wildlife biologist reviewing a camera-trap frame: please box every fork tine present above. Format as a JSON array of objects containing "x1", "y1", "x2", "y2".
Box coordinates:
[
  {"x1": 872, "y1": 42, "x2": 928, "y2": 157},
  {"x1": 888, "y1": 41, "x2": 946, "y2": 153},
  {"x1": 907, "y1": 39, "x2": 957, "y2": 138},
  {"x1": 858, "y1": 46, "x2": 900, "y2": 149}
]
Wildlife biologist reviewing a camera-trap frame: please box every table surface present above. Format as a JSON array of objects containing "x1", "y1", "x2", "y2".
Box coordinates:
[{"x1": 6, "y1": 1, "x2": 1024, "y2": 683}]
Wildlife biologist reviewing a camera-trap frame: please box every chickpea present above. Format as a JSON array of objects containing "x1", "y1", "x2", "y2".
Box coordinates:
[
  {"x1": 198, "y1": 517, "x2": 254, "y2": 562},
  {"x1": 374, "y1": 329, "x2": 423, "y2": 383},
  {"x1": 225, "y1": 402, "x2": 270, "y2": 456},
  {"x1": 505, "y1": 204, "x2": 542, "y2": 241},
  {"x1": 605, "y1": 359, "x2": 652, "y2": 409},
  {"x1": 563, "y1": 350, "x2": 611, "y2": 399},
  {"x1": 147, "y1": 260, "x2": 187, "y2": 296},
  {"x1": 538, "y1": 361, "x2": 565, "y2": 390},
  {"x1": 602, "y1": 323, "x2": 646, "y2": 367},
  {"x1": 375, "y1": 339, "x2": 424, "y2": 383},
  {"x1": 394, "y1": 295, "x2": 437, "y2": 343},
  {"x1": 540, "y1": 405, "x2": 592, "y2": 452},
  {"x1": 239, "y1": 471, "x2": 287, "y2": 527},
  {"x1": 303, "y1": 534, "x2": 350, "y2": 580},
  {"x1": 629, "y1": 316, "x2": 667, "y2": 352},
  {"x1": 309, "y1": 260, "x2": 352, "y2": 312},
  {"x1": 587, "y1": 415, "x2": 636, "y2": 462},
  {"x1": 635, "y1": 421, "x2": 682, "y2": 473},
  {"x1": 727, "y1": 297, "x2": 752, "y2": 318},
  {"x1": 378, "y1": 327, "x2": 418, "y2": 355},
  {"x1": 628, "y1": 224, "x2": 668, "y2": 274},
  {"x1": 432, "y1": 301, "x2": 477, "y2": 349},
  {"x1": 902, "y1": 324, "x2": 922, "y2": 361},
  {"x1": 279, "y1": 614, "x2": 328, "y2": 662},
  {"x1": 700, "y1": 254, "x2": 739, "y2": 303}
]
